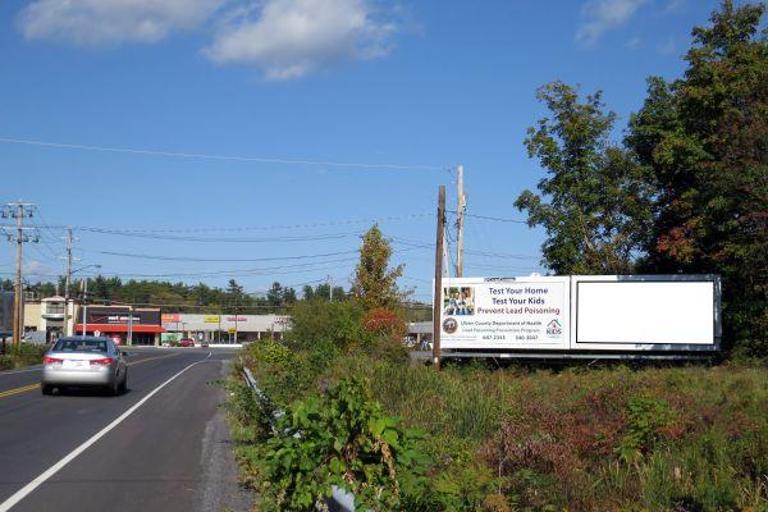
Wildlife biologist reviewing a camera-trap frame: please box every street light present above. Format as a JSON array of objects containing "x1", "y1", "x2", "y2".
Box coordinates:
[{"x1": 73, "y1": 264, "x2": 101, "y2": 337}]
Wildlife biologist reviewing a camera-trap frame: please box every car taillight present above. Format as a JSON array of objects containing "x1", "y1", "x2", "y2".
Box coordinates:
[
  {"x1": 90, "y1": 357, "x2": 114, "y2": 366},
  {"x1": 43, "y1": 355, "x2": 63, "y2": 365}
]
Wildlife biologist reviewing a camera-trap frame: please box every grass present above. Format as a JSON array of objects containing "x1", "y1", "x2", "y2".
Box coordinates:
[
  {"x1": 0, "y1": 343, "x2": 47, "y2": 370},
  {"x1": 237, "y1": 343, "x2": 768, "y2": 511},
  {"x1": 226, "y1": 298, "x2": 768, "y2": 510}
]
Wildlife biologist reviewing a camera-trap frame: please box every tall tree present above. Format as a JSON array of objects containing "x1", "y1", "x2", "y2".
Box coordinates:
[
  {"x1": 515, "y1": 81, "x2": 655, "y2": 274},
  {"x1": 302, "y1": 284, "x2": 315, "y2": 301},
  {"x1": 266, "y1": 282, "x2": 284, "y2": 308},
  {"x1": 352, "y1": 224, "x2": 404, "y2": 310},
  {"x1": 226, "y1": 279, "x2": 244, "y2": 300},
  {"x1": 627, "y1": 0, "x2": 768, "y2": 353}
]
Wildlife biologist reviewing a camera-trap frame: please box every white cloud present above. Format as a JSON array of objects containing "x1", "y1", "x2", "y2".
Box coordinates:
[
  {"x1": 205, "y1": 0, "x2": 398, "y2": 80},
  {"x1": 19, "y1": 0, "x2": 226, "y2": 45},
  {"x1": 576, "y1": 0, "x2": 647, "y2": 46}
]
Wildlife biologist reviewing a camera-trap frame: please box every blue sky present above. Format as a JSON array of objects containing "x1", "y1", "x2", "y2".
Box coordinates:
[{"x1": 0, "y1": 0, "x2": 723, "y2": 301}]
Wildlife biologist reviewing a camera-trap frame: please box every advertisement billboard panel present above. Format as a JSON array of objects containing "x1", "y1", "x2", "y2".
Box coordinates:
[
  {"x1": 439, "y1": 277, "x2": 570, "y2": 350},
  {"x1": 572, "y1": 275, "x2": 720, "y2": 350},
  {"x1": 81, "y1": 307, "x2": 161, "y2": 326}
]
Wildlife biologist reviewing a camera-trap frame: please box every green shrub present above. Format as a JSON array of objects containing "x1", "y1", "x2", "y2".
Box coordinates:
[
  {"x1": 258, "y1": 378, "x2": 429, "y2": 511},
  {"x1": 285, "y1": 299, "x2": 369, "y2": 353},
  {"x1": 247, "y1": 338, "x2": 316, "y2": 406},
  {"x1": 0, "y1": 354, "x2": 13, "y2": 370},
  {"x1": 617, "y1": 396, "x2": 674, "y2": 463},
  {"x1": 0, "y1": 343, "x2": 47, "y2": 370}
]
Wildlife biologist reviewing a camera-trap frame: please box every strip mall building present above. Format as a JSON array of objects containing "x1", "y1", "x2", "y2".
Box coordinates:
[{"x1": 161, "y1": 313, "x2": 290, "y2": 344}]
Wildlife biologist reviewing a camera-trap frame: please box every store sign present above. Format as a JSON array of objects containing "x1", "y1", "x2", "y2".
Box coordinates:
[
  {"x1": 204, "y1": 315, "x2": 221, "y2": 324},
  {"x1": 161, "y1": 313, "x2": 180, "y2": 323},
  {"x1": 226, "y1": 316, "x2": 247, "y2": 322},
  {"x1": 84, "y1": 307, "x2": 161, "y2": 326},
  {"x1": 440, "y1": 277, "x2": 570, "y2": 350}
]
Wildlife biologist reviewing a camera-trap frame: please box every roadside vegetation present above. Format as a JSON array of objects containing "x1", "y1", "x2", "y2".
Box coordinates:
[
  {"x1": 224, "y1": 2, "x2": 768, "y2": 510},
  {"x1": 0, "y1": 343, "x2": 47, "y2": 371},
  {"x1": 231, "y1": 301, "x2": 768, "y2": 511},
  {"x1": 226, "y1": 224, "x2": 768, "y2": 511}
]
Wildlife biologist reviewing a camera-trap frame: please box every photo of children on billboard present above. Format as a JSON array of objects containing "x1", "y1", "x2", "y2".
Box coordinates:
[{"x1": 443, "y1": 286, "x2": 475, "y2": 316}]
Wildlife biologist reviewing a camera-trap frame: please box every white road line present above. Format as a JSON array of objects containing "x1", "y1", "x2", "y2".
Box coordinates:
[{"x1": 0, "y1": 351, "x2": 213, "y2": 512}]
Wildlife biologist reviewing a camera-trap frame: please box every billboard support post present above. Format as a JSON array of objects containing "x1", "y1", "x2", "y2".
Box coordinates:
[{"x1": 432, "y1": 185, "x2": 446, "y2": 370}]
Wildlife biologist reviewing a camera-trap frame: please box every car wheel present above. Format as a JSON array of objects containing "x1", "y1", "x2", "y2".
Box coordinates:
[
  {"x1": 108, "y1": 378, "x2": 120, "y2": 396},
  {"x1": 41, "y1": 384, "x2": 53, "y2": 395}
]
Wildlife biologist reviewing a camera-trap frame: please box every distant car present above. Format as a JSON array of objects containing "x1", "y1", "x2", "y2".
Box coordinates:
[
  {"x1": 179, "y1": 338, "x2": 195, "y2": 347},
  {"x1": 41, "y1": 336, "x2": 128, "y2": 396}
]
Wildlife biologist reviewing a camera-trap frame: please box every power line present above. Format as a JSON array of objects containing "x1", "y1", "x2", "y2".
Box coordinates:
[
  {"x1": 0, "y1": 136, "x2": 444, "y2": 171},
  {"x1": 390, "y1": 237, "x2": 538, "y2": 260},
  {"x1": 73, "y1": 228, "x2": 360, "y2": 243},
  {"x1": 10, "y1": 212, "x2": 433, "y2": 236},
  {"x1": 94, "y1": 249, "x2": 360, "y2": 262},
  {"x1": 450, "y1": 211, "x2": 528, "y2": 224}
]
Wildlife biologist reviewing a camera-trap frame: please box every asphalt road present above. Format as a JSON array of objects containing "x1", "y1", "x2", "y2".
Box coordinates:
[{"x1": 0, "y1": 347, "x2": 251, "y2": 512}]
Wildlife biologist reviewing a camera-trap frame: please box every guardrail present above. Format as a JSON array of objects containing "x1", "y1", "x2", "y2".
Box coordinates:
[{"x1": 240, "y1": 368, "x2": 357, "y2": 512}]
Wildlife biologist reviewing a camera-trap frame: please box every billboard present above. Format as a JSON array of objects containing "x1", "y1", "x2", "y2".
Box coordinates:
[
  {"x1": 440, "y1": 277, "x2": 570, "y2": 350},
  {"x1": 81, "y1": 307, "x2": 161, "y2": 326},
  {"x1": 572, "y1": 275, "x2": 719, "y2": 350},
  {"x1": 437, "y1": 275, "x2": 720, "y2": 352}
]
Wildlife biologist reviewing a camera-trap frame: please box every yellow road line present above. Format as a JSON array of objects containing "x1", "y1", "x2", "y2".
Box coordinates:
[
  {"x1": 0, "y1": 383, "x2": 39, "y2": 398},
  {"x1": 0, "y1": 352, "x2": 184, "y2": 399}
]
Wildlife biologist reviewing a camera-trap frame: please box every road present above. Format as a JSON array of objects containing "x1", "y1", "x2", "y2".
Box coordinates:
[{"x1": 0, "y1": 347, "x2": 251, "y2": 512}]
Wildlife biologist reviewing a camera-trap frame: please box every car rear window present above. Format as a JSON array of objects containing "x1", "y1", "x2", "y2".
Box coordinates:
[{"x1": 53, "y1": 339, "x2": 108, "y2": 353}]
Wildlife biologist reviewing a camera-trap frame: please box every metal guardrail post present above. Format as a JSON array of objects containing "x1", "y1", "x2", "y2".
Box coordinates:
[{"x1": 240, "y1": 367, "x2": 357, "y2": 511}]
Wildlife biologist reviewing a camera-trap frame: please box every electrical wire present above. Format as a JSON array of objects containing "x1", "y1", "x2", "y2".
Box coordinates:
[
  {"x1": 0, "y1": 136, "x2": 444, "y2": 171},
  {"x1": 93, "y1": 248, "x2": 360, "y2": 262}
]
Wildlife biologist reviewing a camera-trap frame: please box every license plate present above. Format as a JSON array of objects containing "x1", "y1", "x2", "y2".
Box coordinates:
[{"x1": 63, "y1": 360, "x2": 88, "y2": 369}]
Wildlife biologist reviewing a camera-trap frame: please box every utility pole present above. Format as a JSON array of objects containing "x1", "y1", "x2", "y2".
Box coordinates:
[
  {"x1": 81, "y1": 278, "x2": 88, "y2": 336},
  {"x1": 62, "y1": 228, "x2": 79, "y2": 336},
  {"x1": 455, "y1": 164, "x2": 466, "y2": 277},
  {"x1": 63, "y1": 228, "x2": 75, "y2": 301},
  {"x1": 2, "y1": 202, "x2": 37, "y2": 348},
  {"x1": 432, "y1": 186, "x2": 445, "y2": 370},
  {"x1": 327, "y1": 275, "x2": 333, "y2": 302}
]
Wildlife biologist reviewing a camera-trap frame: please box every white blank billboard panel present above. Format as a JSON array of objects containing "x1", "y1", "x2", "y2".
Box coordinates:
[{"x1": 576, "y1": 281, "x2": 715, "y2": 345}]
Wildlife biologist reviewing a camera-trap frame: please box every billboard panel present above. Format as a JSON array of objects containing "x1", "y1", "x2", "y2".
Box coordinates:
[
  {"x1": 573, "y1": 276, "x2": 720, "y2": 350},
  {"x1": 439, "y1": 277, "x2": 570, "y2": 350},
  {"x1": 81, "y1": 307, "x2": 161, "y2": 326}
]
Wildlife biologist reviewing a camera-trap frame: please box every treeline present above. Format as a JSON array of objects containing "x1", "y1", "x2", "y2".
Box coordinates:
[
  {"x1": 517, "y1": 1, "x2": 767, "y2": 355},
  {"x1": 5, "y1": 276, "x2": 351, "y2": 314}
]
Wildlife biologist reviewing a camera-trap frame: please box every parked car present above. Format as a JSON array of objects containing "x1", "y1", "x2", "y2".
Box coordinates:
[
  {"x1": 178, "y1": 338, "x2": 195, "y2": 347},
  {"x1": 41, "y1": 336, "x2": 128, "y2": 396}
]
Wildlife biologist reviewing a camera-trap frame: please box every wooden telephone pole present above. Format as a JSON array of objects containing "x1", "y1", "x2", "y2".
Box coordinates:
[
  {"x1": 432, "y1": 186, "x2": 446, "y2": 370},
  {"x1": 455, "y1": 164, "x2": 466, "y2": 277},
  {"x1": 2, "y1": 202, "x2": 38, "y2": 348}
]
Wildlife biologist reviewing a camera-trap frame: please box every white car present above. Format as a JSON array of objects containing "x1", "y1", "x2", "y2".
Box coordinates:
[{"x1": 42, "y1": 336, "x2": 128, "y2": 395}]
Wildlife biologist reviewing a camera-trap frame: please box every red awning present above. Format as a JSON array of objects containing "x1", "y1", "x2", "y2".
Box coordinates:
[{"x1": 74, "y1": 323, "x2": 166, "y2": 334}]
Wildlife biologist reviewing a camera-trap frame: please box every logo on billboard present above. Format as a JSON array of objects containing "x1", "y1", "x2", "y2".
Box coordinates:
[
  {"x1": 442, "y1": 317, "x2": 458, "y2": 334},
  {"x1": 546, "y1": 319, "x2": 562, "y2": 337}
]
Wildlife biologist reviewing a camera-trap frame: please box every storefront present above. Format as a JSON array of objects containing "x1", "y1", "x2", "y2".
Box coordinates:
[
  {"x1": 161, "y1": 313, "x2": 290, "y2": 345},
  {"x1": 75, "y1": 306, "x2": 165, "y2": 345}
]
